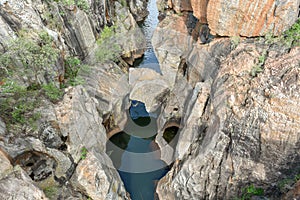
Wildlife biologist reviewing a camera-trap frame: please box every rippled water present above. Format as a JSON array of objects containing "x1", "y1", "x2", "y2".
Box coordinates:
[{"x1": 135, "y1": 0, "x2": 161, "y2": 73}]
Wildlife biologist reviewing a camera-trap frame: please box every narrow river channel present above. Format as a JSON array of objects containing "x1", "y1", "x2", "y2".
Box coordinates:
[{"x1": 106, "y1": 0, "x2": 170, "y2": 199}]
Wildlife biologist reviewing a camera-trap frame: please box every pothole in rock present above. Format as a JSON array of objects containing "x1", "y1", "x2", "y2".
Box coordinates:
[
  {"x1": 13, "y1": 151, "x2": 56, "y2": 181},
  {"x1": 106, "y1": 100, "x2": 170, "y2": 200},
  {"x1": 163, "y1": 126, "x2": 179, "y2": 144}
]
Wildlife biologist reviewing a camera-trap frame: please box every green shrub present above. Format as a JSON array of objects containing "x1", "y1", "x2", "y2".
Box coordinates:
[
  {"x1": 43, "y1": 186, "x2": 58, "y2": 199},
  {"x1": 230, "y1": 36, "x2": 241, "y2": 49},
  {"x1": 0, "y1": 30, "x2": 59, "y2": 84},
  {"x1": 0, "y1": 81, "x2": 41, "y2": 126},
  {"x1": 262, "y1": 19, "x2": 300, "y2": 47},
  {"x1": 281, "y1": 19, "x2": 300, "y2": 47},
  {"x1": 240, "y1": 184, "x2": 264, "y2": 200},
  {"x1": 64, "y1": 56, "x2": 89, "y2": 86},
  {"x1": 47, "y1": 0, "x2": 90, "y2": 13},
  {"x1": 80, "y1": 147, "x2": 88, "y2": 159},
  {"x1": 250, "y1": 51, "x2": 267, "y2": 77},
  {"x1": 96, "y1": 25, "x2": 122, "y2": 63},
  {"x1": 76, "y1": 0, "x2": 90, "y2": 12},
  {"x1": 42, "y1": 83, "x2": 63, "y2": 102}
]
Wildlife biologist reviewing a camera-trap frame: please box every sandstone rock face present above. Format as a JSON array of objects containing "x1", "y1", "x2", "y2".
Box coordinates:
[
  {"x1": 156, "y1": 44, "x2": 300, "y2": 199},
  {"x1": 154, "y1": 38, "x2": 232, "y2": 165},
  {"x1": 168, "y1": 0, "x2": 192, "y2": 12},
  {"x1": 186, "y1": 38, "x2": 232, "y2": 87},
  {"x1": 175, "y1": 81, "x2": 210, "y2": 160},
  {"x1": 0, "y1": 166, "x2": 48, "y2": 200},
  {"x1": 206, "y1": 0, "x2": 300, "y2": 36}
]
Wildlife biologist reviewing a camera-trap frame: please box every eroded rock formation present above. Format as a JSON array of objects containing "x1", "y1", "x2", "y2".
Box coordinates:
[
  {"x1": 156, "y1": 43, "x2": 300, "y2": 199},
  {"x1": 160, "y1": 0, "x2": 300, "y2": 37},
  {"x1": 207, "y1": 0, "x2": 300, "y2": 36}
]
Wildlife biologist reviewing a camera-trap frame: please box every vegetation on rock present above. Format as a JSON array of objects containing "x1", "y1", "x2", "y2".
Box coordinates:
[
  {"x1": 46, "y1": 0, "x2": 90, "y2": 13},
  {"x1": 0, "y1": 30, "x2": 89, "y2": 129},
  {"x1": 96, "y1": 25, "x2": 122, "y2": 63},
  {"x1": 0, "y1": 30, "x2": 59, "y2": 84},
  {"x1": 264, "y1": 19, "x2": 300, "y2": 47}
]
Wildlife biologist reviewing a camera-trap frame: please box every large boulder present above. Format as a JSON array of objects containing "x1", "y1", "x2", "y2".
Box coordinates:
[
  {"x1": 82, "y1": 62, "x2": 130, "y2": 133},
  {"x1": 186, "y1": 38, "x2": 232, "y2": 87},
  {"x1": 156, "y1": 44, "x2": 300, "y2": 199}
]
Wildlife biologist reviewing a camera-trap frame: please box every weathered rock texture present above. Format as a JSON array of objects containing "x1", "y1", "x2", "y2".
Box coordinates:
[
  {"x1": 156, "y1": 44, "x2": 300, "y2": 199},
  {"x1": 129, "y1": 68, "x2": 169, "y2": 112},
  {"x1": 191, "y1": 0, "x2": 208, "y2": 23},
  {"x1": 128, "y1": 0, "x2": 149, "y2": 22},
  {"x1": 71, "y1": 151, "x2": 128, "y2": 200},
  {"x1": 0, "y1": 0, "x2": 150, "y2": 199},
  {"x1": 207, "y1": 0, "x2": 300, "y2": 36},
  {"x1": 164, "y1": 0, "x2": 300, "y2": 37},
  {"x1": 152, "y1": 13, "x2": 196, "y2": 86},
  {"x1": 0, "y1": 165, "x2": 48, "y2": 200}
]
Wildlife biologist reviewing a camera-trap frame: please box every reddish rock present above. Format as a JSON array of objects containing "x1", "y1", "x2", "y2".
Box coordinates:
[
  {"x1": 168, "y1": 0, "x2": 193, "y2": 12},
  {"x1": 206, "y1": 0, "x2": 299, "y2": 36},
  {"x1": 191, "y1": 0, "x2": 209, "y2": 23}
]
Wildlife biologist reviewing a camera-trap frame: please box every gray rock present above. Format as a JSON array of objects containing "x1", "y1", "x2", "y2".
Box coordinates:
[
  {"x1": 175, "y1": 81, "x2": 211, "y2": 160},
  {"x1": 186, "y1": 38, "x2": 232, "y2": 87},
  {"x1": 82, "y1": 62, "x2": 130, "y2": 132},
  {"x1": 0, "y1": 150, "x2": 13, "y2": 180},
  {"x1": 155, "y1": 77, "x2": 193, "y2": 164},
  {"x1": 156, "y1": 45, "x2": 300, "y2": 199},
  {"x1": 128, "y1": 0, "x2": 149, "y2": 22},
  {"x1": 0, "y1": 0, "x2": 44, "y2": 31},
  {"x1": 62, "y1": 8, "x2": 96, "y2": 58},
  {"x1": 0, "y1": 118, "x2": 5, "y2": 136},
  {"x1": 55, "y1": 86, "x2": 107, "y2": 162},
  {"x1": 71, "y1": 151, "x2": 129, "y2": 200},
  {"x1": 0, "y1": 165, "x2": 48, "y2": 200},
  {"x1": 152, "y1": 14, "x2": 194, "y2": 86},
  {"x1": 129, "y1": 68, "x2": 169, "y2": 112}
]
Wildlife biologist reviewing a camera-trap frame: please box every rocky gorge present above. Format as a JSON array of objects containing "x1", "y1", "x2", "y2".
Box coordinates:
[{"x1": 0, "y1": 0, "x2": 300, "y2": 200}]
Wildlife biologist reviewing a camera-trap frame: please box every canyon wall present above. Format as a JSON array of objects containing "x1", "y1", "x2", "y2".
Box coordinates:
[
  {"x1": 0, "y1": 0, "x2": 148, "y2": 199},
  {"x1": 154, "y1": 0, "x2": 300, "y2": 199},
  {"x1": 159, "y1": 0, "x2": 300, "y2": 36}
]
